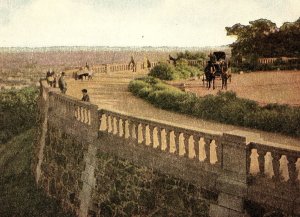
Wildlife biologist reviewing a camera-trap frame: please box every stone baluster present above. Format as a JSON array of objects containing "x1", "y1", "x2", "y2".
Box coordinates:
[
  {"x1": 156, "y1": 127, "x2": 162, "y2": 150},
  {"x1": 126, "y1": 120, "x2": 131, "y2": 139},
  {"x1": 272, "y1": 152, "x2": 281, "y2": 182},
  {"x1": 83, "y1": 107, "x2": 89, "y2": 124},
  {"x1": 115, "y1": 117, "x2": 120, "y2": 135},
  {"x1": 74, "y1": 104, "x2": 78, "y2": 120},
  {"x1": 78, "y1": 106, "x2": 82, "y2": 122},
  {"x1": 193, "y1": 135, "x2": 201, "y2": 161},
  {"x1": 204, "y1": 138, "x2": 211, "y2": 164},
  {"x1": 81, "y1": 107, "x2": 85, "y2": 123},
  {"x1": 165, "y1": 129, "x2": 171, "y2": 153},
  {"x1": 87, "y1": 109, "x2": 91, "y2": 125},
  {"x1": 287, "y1": 156, "x2": 298, "y2": 185},
  {"x1": 173, "y1": 131, "x2": 180, "y2": 155},
  {"x1": 132, "y1": 123, "x2": 138, "y2": 141},
  {"x1": 214, "y1": 139, "x2": 222, "y2": 167},
  {"x1": 148, "y1": 125, "x2": 155, "y2": 147},
  {"x1": 183, "y1": 133, "x2": 190, "y2": 158},
  {"x1": 122, "y1": 119, "x2": 127, "y2": 138},
  {"x1": 257, "y1": 149, "x2": 267, "y2": 176},
  {"x1": 141, "y1": 123, "x2": 147, "y2": 145},
  {"x1": 110, "y1": 116, "x2": 115, "y2": 134},
  {"x1": 84, "y1": 108, "x2": 89, "y2": 124},
  {"x1": 106, "y1": 115, "x2": 111, "y2": 132}
]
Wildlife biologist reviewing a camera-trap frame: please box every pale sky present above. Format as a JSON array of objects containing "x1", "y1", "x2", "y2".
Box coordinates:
[{"x1": 0, "y1": 0, "x2": 299, "y2": 47}]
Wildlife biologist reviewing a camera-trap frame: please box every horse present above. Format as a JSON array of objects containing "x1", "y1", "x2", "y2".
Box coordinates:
[
  {"x1": 220, "y1": 61, "x2": 231, "y2": 90},
  {"x1": 204, "y1": 62, "x2": 216, "y2": 89},
  {"x1": 88, "y1": 71, "x2": 93, "y2": 80}
]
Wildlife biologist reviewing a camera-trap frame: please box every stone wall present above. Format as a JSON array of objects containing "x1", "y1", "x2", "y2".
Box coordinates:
[
  {"x1": 35, "y1": 80, "x2": 300, "y2": 217},
  {"x1": 40, "y1": 126, "x2": 88, "y2": 213}
]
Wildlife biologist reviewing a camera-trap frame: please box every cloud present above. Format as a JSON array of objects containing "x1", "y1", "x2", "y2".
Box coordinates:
[{"x1": 0, "y1": 0, "x2": 299, "y2": 47}]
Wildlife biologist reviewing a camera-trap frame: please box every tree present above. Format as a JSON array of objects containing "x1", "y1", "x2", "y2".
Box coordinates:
[{"x1": 226, "y1": 17, "x2": 300, "y2": 67}]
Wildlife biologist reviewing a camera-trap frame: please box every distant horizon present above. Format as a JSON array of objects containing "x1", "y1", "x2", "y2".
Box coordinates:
[{"x1": 0, "y1": 45, "x2": 231, "y2": 53}]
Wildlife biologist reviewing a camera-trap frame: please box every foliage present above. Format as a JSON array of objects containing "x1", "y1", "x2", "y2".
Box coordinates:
[
  {"x1": 176, "y1": 50, "x2": 206, "y2": 60},
  {"x1": 226, "y1": 18, "x2": 300, "y2": 70},
  {"x1": 148, "y1": 62, "x2": 202, "y2": 80},
  {"x1": 129, "y1": 77, "x2": 300, "y2": 137},
  {"x1": 94, "y1": 152, "x2": 209, "y2": 217},
  {"x1": 0, "y1": 129, "x2": 75, "y2": 217},
  {"x1": 0, "y1": 87, "x2": 38, "y2": 143}
]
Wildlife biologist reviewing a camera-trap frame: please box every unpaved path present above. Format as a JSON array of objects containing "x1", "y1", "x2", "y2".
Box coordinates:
[{"x1": 65, "y1": 72, "x2": 300, "y2": 148}]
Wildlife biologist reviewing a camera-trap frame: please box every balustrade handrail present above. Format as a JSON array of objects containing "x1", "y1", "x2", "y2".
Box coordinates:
[
  {"x1": 50, "y1": 91, "x2": 93, "y2": 108},
  {"x1": 99, "y1": 108, "x2": 223, "y2": 139},
  {"x1": 249, "y1": 141, "x2": 300, "y2": 156}
]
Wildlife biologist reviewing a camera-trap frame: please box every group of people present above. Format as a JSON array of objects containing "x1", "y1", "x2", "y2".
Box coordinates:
[
  {"x1": 46, "y1": 70, "x2": 90, "y2": 102},
  {"x1": 46, "y1": 71, "x2": 67, "y2": 93}
]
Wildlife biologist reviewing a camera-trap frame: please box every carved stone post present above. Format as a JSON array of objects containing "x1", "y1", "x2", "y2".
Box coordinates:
[
  {"x1": 211, "y1": 130, "x2": 257, "y2": 217},
  {"x1": 148, "y1": 125, "x2": 155, "y2": 147}
]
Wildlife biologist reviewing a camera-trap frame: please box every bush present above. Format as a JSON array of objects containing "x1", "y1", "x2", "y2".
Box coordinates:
[
  {"x1": 128, "y1": 76, "x2": 300, "y2": 137},
  {"x1": 0, "y1": 87, "x2": 38, "y2": 143},
  {"x1": 148, "y1": 62, "x2": 202, "y2": 81},
  {"x1": 148, "y1": 63, "x2": 177, "y2": 80}
]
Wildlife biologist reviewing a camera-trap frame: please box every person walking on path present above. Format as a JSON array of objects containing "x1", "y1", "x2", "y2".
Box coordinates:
[
  {"x1": 81, "y1": 89, "x2": 90, "y2": 102},
  {"x1": 58, "y1": 72, "x2": 67, "y2": 94}
]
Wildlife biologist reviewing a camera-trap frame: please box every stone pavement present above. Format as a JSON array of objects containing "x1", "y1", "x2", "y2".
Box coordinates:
[{"x1": 66, "y1": 72, "x2": 300, "y2": 149}]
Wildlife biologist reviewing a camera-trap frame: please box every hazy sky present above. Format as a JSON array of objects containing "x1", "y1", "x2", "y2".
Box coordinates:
[{"x1": 0, "y1": 0, "x2": 299, "y2": 47}]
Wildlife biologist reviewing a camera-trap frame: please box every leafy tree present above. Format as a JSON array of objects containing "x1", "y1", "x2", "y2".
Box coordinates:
[{"x1": 226, "y1": 17, "x2": 300, "y2": 68}]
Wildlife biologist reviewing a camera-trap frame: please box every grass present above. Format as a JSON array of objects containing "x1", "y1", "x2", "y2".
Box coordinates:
[
  {"x1": 0, "y1": 128, "x2": 75, "y2": 217},
  {"x1": 128, "y1": 76, "x2": 300, "y2": 137}
]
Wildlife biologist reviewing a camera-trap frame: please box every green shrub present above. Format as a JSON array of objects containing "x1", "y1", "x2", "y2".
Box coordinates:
[
  {"x1": 148, "y1": 62, "x2": 202, "y2": 81},
  {"x1": 148, "y1": 63, "x2": 177, "y2": 80},
  {"x1": 128, "y1": 76, "x2": 300, "y2": 137}
]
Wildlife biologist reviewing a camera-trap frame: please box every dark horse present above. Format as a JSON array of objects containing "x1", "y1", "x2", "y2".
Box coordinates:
[
  {"x1": 204, "y1": 61, "x2": 216, "y2": 89},
  {"x1": 220, "y1": 60, "x2": 232, "y2": 90}
]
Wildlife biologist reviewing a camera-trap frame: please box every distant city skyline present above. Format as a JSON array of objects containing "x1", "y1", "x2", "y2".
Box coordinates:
[{"x1": 0, "y1": 0, "x2": 299, "y2": 47}]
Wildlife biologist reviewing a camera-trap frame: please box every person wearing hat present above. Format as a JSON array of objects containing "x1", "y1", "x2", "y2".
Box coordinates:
[
  {"x1": 58, "y1": 72, "x2": 67, "y2": 94},
  {"x1": 81, "y1": 89, "x2": 90, "y2": 102}
]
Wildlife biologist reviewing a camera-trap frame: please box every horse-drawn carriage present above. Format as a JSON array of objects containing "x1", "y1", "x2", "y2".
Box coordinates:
[
  {"x1": 74, "y1": 68, "x2": 93, "y2": 80},
  {"x1": 203, "y1": 51, "x2": 231, "y2": 89}
]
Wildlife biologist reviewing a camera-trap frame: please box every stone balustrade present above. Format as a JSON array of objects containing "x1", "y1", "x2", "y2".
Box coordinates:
[
  {"x1": 99, "y1": 109, "x2": 224, "y2": 171},
  {"x1": 92, "y1": 65, "x2": 107, "y2": 73},
  {"x1": 38, "y1": 78, "x2": 300, "y2": 216},
  {"x1": 258, "y1": 57, "x2": 299, "y2": 65},
  {"x1": 48, "y1": 91, "x2": 98, "y2": 127},
  {"x1": 248, "y1": 142, "x2": 300, "y2": 184},
  {"x1": 91, "y1": 62, "x2": 158, "y2": 74},
  {"x1": 258, "y1": 58, "x2": 277, "y2": 64}
]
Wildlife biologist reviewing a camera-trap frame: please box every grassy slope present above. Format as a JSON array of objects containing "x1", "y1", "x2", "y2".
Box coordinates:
[{"x1": 0, "y1": 128, "x2": 75, "y2": 217}]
